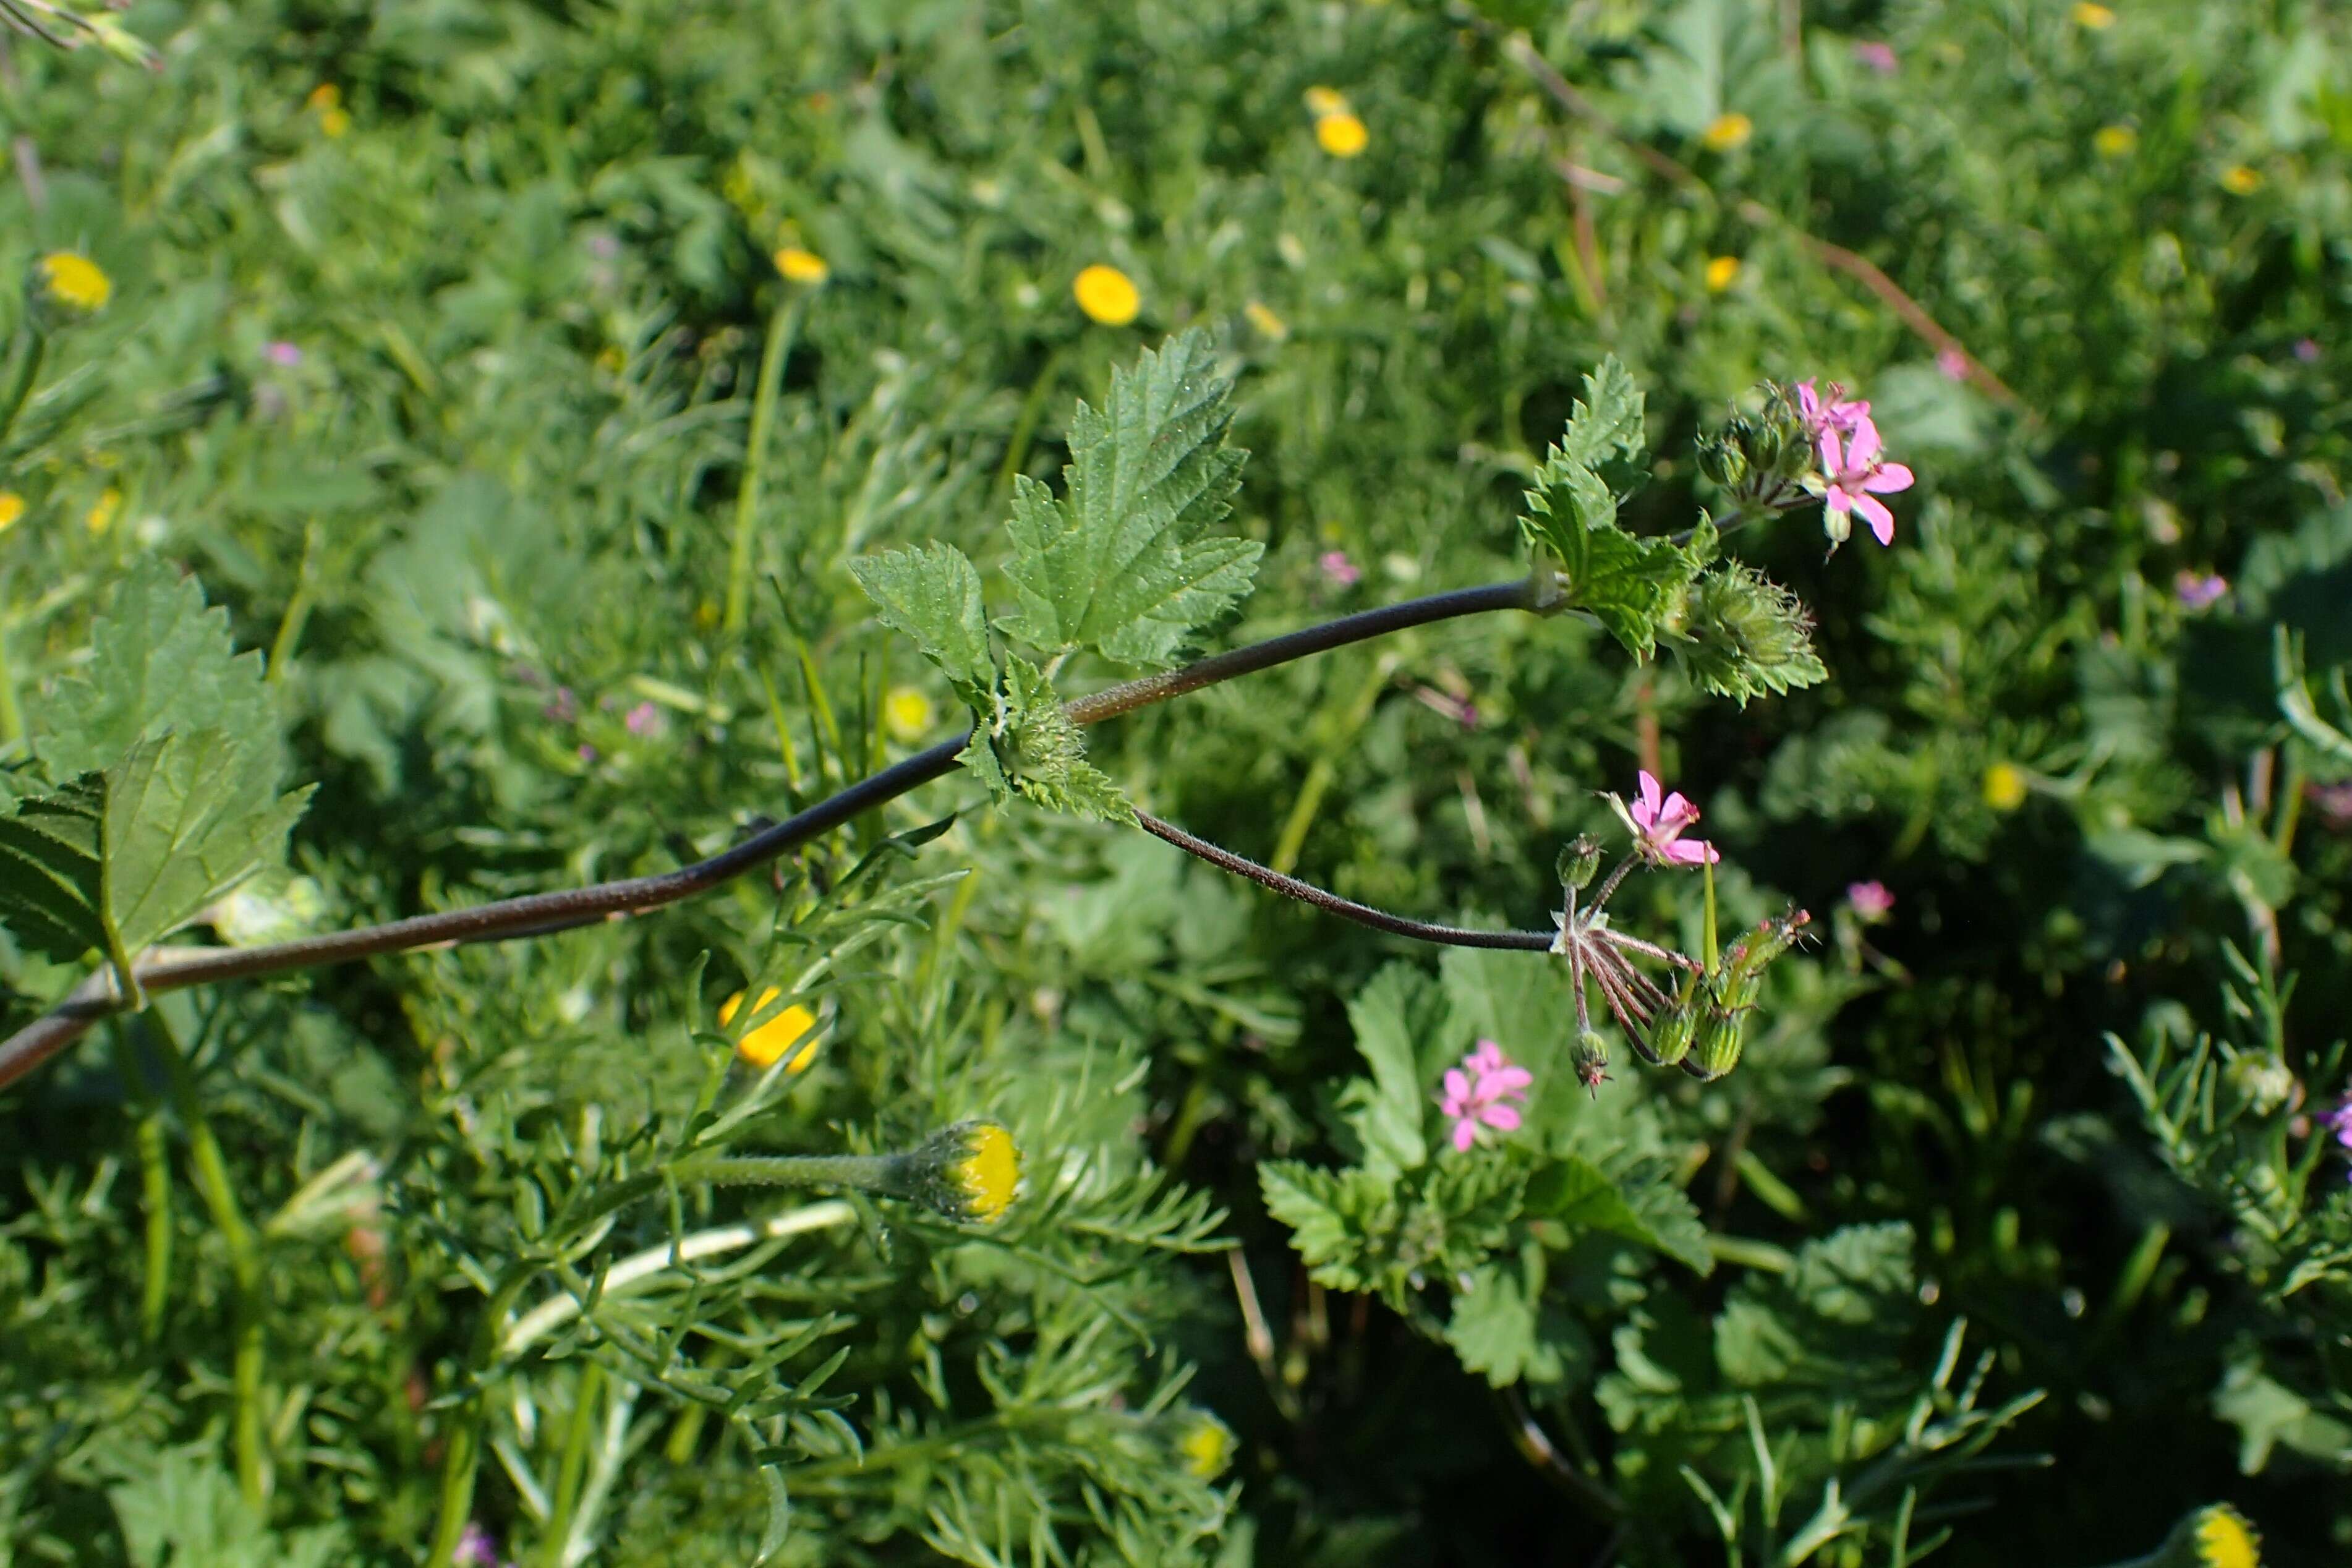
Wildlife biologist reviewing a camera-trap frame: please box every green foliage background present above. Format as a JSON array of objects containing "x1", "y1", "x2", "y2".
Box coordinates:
[{"x1": 2, "y1": 0, "x2": 2350, "y2": 1562}]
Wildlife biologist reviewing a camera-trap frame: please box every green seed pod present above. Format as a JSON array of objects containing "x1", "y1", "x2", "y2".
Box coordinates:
[
  {"x1": 1572, "y1": 1029, "x2": 1611, "y2": 1096},
  {"x1": 1556, "y1": 835, "x2": 1603, "y2": 892},
  {"x1": 1682, "y1": 1002, "x2": 1747, "y2": 1081},
  {"x1": 1697, "y1": 427, "x2": 1748, "y2": 490},
  {"x1": 1637, "y1": 969, "x2": 1703, "y2": 1068}
]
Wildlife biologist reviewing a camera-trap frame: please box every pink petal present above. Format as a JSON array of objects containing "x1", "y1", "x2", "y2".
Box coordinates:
[
  {"x1": 1452, "y1": 1118, "x2": 1478, "y2": 1153},
  {"x1": 1637, "y1": 770, "x2": 1663, "y2": 818},
  {"x1": 1486, "y1": 1067, "x2": 1533, "y2": 1096},
  {"x1": 1852, "y1": 493, "x2": 1894, "y2": 542},
  {"x1": 1847, "y1": 418, "x2": 1882, "y2": 467},
  {"x1": 1442, "y1": 1068, "x2": 1471, "y2": 1106},
  {"x1": 1863, "y1": 462, "x2": 1914, "y2": 494},
  {"x1": 1823, "y1": 484, "x2": 1854, "y2": 517},
  {"x1": 1664, "y1": 838, "x2": 1719, "y2": 866},
  {"x1": 1479, "y1": 1104, "x2": 1522, "y2": 1132},
  {"x1": 1796, "y1": 380, "x2": 1821, "y2": 423},
  {"x1": 1817, "y1": 425, "x2": 1844, "y2": 475}
]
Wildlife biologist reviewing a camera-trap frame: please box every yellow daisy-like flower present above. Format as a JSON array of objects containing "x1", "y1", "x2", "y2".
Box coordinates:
[
  {"x1": 1705, "y1": 255, "x2": 1741, "y2": 292},
  {"x1": 718, "y1": 988, "x2": 820, "y2": 1072},
  {"x1": 2191, "y1": 1506, "x2": 2260, "y2": 1568},
  {"x1": 2071, "y1": 2, "x2": 2116, "y2": 28},
  {"x1": 774, "y1": 247, "x2": 830, "y2": 286},
  {"x1": 0, "y1": 493, "x2": 22, "y2": 532},
  {"x1": 883, "y1": 684, "x2": 935, "y2": 743},
  {"x1": 86, "y1": 487, "x2": 122, "y2": 536},
  {"x1": 1702, "y1": 111, "x2": 1753, "y2": 152},
  {"x1": 1073, "y1": 263, "x2": 1141, "y2": 326},
  {"x1": 949, "y1": 1121, "x2": 1021, "y2": 1224},
  {"x1": 1177, "y1": 1413, "x2": 1235, "y2": 1479},
  {"x1": 1982, "y1": 762, "x2": 2028, "y2": 812},
  {"x1": 1315, "y1": 111, "x2": 1369, "y2": 158},
  {"x1": 2220, "y1": 164, "x2": 2263, "y2": 195},
  {"x1": 1243, "y1": 300, "x2": 1289, "y2": 341},
  {"x1": 2094, "y1": 124, "x2": 2138, "y2": 158},
  {"x1": 37, "y1": 252, "x2": 111, "y2": 313},
  {"x1": 1302, "y1": 85, "x2": 1350, "y2": 119}
]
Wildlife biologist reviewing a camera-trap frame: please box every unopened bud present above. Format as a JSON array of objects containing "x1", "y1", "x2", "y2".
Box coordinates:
[
  {"x1": 1557, "y1": 835, "x2": 1603, "y2": 891},
  {"x1": 1572, "y1": 1029, "x2": 1611, "y2": 1097}
]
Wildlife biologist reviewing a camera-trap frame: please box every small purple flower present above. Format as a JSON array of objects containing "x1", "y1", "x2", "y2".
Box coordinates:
[
  {"x1": 2329, "y1": 1096, "x2": 2352, "y2": 1151},
  {"x1": 1613, "y1": 769, "x2": 1719, "y2": 867},
  {"x1": 1854, "y1": 41, "x2": 1898, "y2": 73},
  {"x1": 453, "y1": 1520, "x2": 502, "y2": 1567},
  {"x1": 1818, "y1": 417, "x2": 1915, "y2": 548},
  {"x1": 576, "y1": 743, "x2": 599, "y2": 763},
  {"x1": 2174, "y1": 571, "x2": 2228, "y2": 611},
  {"x1": 624, "y1": 700, "x2": 665, "y2": 738},
  {"x1": 542, "y1": 685, "x2": 577, "y2": 723},
  {"x1": 263, "y1": 341, "x2": 303, "y2": 368},
  {"x1": 1936, "y1": 346, "x2": 1971, "y2": 382},
  {"x1": 2310, "y1": 781, "x2": 2352, "y2": 830},
  {"x1": 1318, "y1": 549, "x2": 1361, "y2": 588},
  {"x1": 1846, "y1": 880, "x2": 1894, "y2": 922},
  {"x1": 1439, "y1": 1040, "x2": 1534, "y2": 1153},
  {"x1": 2294, "y1": 338, "x2": 2320, "y2": 364}
]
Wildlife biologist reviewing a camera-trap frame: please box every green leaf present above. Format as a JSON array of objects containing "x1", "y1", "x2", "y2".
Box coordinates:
[
  {"x1": 1517, "y1": 358, "x2": 1697, "y2": 658},
  {"x1": 1259, "y1": 1162, "x2": 1395, "y2": 1293},
  {"x1": 0, "y1": 563, "x2": 312, "y2": 977},
  {"x1": 847, "y1": 542, "x2": 994, "y2": 705},
  {"x1": 1524, "y1": 1151, "x2": 1713, "y2": 1275},
  {"x1": 35, "y1": 559, "x2": 289, "y2": 785},
  {"x1": 957, "y1": 656, "x2": 1132, "y2": 822},
  {"x1": 1336, "y1": 964, "x2": 1434, "y2": 1178},
  {"x1": 1000, "y1": 330, "x2": 1259, "y2": 668},
  {"x1": 1446, "y1": 1256, "x2": 1581, "y2": 1388}
]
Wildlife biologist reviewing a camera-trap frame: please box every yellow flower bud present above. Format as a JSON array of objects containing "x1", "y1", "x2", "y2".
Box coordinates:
[
  {"x1": 718, "y1": 988, "x2": 820, "y2": 1072},
  {"x1": 774, "y1": 247, "x2": 830, "y2": 285},
  {"x1": 2190, "y1": 1506, "x2": 2259, "y2": 1568},
  {"x1": 1315, "y1": 111, "x2": 1369, "y2": 158},
  {"x1": 1702, "y1": 112, "x2": 1753, "y2": 152},
  {"x1": 0, "y1": 493, "x2": 22, "y2": 532},
  {"x1": 1705, "y1": 255, "x2": 1742, "y2": 292},
  {"x1": 948, "y1": 1120, "x2": 1021, "y2": 1224},
  {"x1": 2094, "y1": 124, "x2": 2137, "y2": 158},
  {"x1": 36, "y1": 253, "x2": 111, "y2": 315},
  {"x1": 1982, "y1": 762, "x2": 2028, "y2": 812},
  {"x1": 2071, "y1": 2, "x2": 2116, "y2": 28},
  {"x1": 1177, "y1": 1412, "x2": 1235, "y2": 1479},
  {"x1": 1073, "y1": 263, "x2": 1141, "y2": 326},
  {"x1": 882, "y1": 684, "x2": 936, "y2": 743},
  {"x1": 2220, "y1": 164, "x2": 2262, "y2": 195}
]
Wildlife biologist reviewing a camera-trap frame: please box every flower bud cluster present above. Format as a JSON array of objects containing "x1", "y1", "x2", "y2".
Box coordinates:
[
  {"x1": 1626, "y1": 910, "x2": 1812, "y2": 1081},
  {"x1": 1695, "y1": 383, "x2": 1814, "y2": 509}
]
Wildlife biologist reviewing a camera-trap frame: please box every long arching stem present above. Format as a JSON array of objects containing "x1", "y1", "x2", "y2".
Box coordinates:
[{"x1": 0, "y1": 577, "x2": 1541, "y2": 1090}]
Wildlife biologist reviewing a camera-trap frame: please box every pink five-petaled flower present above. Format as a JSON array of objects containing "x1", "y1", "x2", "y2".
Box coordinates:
[
  {"x1": 1794, "y1": 378, "x2": 1871, "y2": 438},
  {"x1": 1318, "y1": 549, "x2": 1361, "y2": 587},
  {"x1": 1818, "y1": 418, "x2": 1915, "y2": 547},
  {"x1": 1846, "y1": 880, "x2": 1894, "y2": 922},
  {"x1": 1440, "y1": 1040, "x2": 1533, "y2": 1153},
  {"x1": 1615, "y1": 769, "x2": 1719, "y2": 867}
]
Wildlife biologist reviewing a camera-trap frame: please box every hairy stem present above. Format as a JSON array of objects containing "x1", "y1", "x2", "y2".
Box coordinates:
[
  {"x1": 1133, "y1": 810, "x2": 1554, "y2": 952},
  {"x1": 0, "y1": 578, "x2": 1541, "y2": 1091}
]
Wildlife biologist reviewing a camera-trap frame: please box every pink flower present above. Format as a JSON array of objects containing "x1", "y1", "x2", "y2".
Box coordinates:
[
  {"x1": 1846, "y1": 880, "x2": 1894, "y2": 922},
  {"x1": 1854, "y1": 41, "x2": 1898, "y2": 73},
  {"x1": 1318, "y1": 550, "x2": 1361, "y2": 587},
  {"x1": 624, "y1": 700, "x2": 665, "y2": 737},
  {"x1": 263, "y1": 340, "x2": 303, "y2": 368},
  {"x1": 1794, "y1": 379, "x2": 1871, "y2": 437},
  {"x1": 1818, "y1": 417, "x2": 1915, "y2": 547},
  {"x1": 2294, "y1": 338, "x2": 2320, "y2": 364},
  {"x1": 2329, "y1": 1096, "x2": 2352, "y2": 1151},
  {"x1": 453, "y1": 1522, "x2": 503, "y2": 1567},
  {"x1": 1439, "y1": 1039, "x2": 1534, "y2": 1153},
  {"x1": 1615, "y1": 769, "x2": 1718, "y2": 866},
  {"x1": 2174, "y1": 570, "x2": 2227, "y2": 611},
  {"x1": 1935, "y1": 346, "x2": 1971, "y2": 382}
]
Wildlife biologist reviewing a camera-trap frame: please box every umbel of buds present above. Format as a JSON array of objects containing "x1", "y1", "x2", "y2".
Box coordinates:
[{"x1": 1696, "y1": 382, "x2": 1814, "y2": 513}]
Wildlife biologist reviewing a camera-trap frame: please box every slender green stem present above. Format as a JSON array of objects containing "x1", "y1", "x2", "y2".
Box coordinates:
[
  {"x1": 723, "y1": 299, "x2": 800, "y2": 636},
  {"x1": 541, "y1": 1361, "x2": 602, "y2": 1568},
  {"x1": 425, "y1": 1271, "x2": 534, "y2": 1568},
  {"x1": 150, "y1": 1012, "x2": 266, "y2": 1510},
  {"x1": 0, "y1": 319, "x2": 45, "y2": 445},
  {"x1": 116, "y1": 1030, "x2": 174, "y2": 1339},
  {"x1": 0, "y1": 577, "x2": 1541, "y2": 1089}
]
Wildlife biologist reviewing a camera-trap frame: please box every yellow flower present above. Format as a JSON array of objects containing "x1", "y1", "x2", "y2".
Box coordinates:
[
  {"x1": 1982, "y1": 762, "x2": 2028, "y2": 812},
  {"x1": 2071, "y1": 2, "x2": 2116, "y2": 28},
  {"x1": 306, "y1": 83, "x2": 341, "y2": 111},
  {"x1": 1705, "y1": 255, "x2": 1742, "y2": 292},
  {"x1": 2191, "y1": 1506, "x2": 2260, "y2": 1568},
  {"x1": 774, "y1": 247, "x2": 830, "y2": 286},
  {"x1": 320, "y1": 107, "x2": 351, "y2": 138},
  {"x1": 950, "y1": 1121, "x2": 1021, "y2": 1223},
  {"x1": 0, "y1": 493, "x2": 22, "y2": 532},
  {"x1": 1315, "y1": 111, "x2": 1369, "y2": 158},
  {"x1": 1302, "y1": 85, "x2": 1350, "y2": 119},
  {"x1": 1073, "y1": 263, "x2": 1141, "y2": 326},
  {"x1": 883, "y1": 684, "x2": 936, "y2": 743},
  {"x1": 718, "y1": 988, "x2": 820, "y2": 1072},
  {"x1": 1177, "y1": 1413, "x2": 1235, "y2": 1479},
  {"x1": 2220, "y1": 164, "x2": 2263, "y2": 195},
  {"x1": 1243, "y1": 300, "x2": 1289, "y2": 341},
  {"x1": 2094, "y1": 124, "x2": 2137, "y2": 158},
  {"x1": 1702, "y1": 111, "x2": 1753, "y2": 152},
  {"x1": 37, "y1": 252, "x2": 111, "y2": 313},
  {"x1": 86, "y1": 487, "x2": 122, "y2": 536}
]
